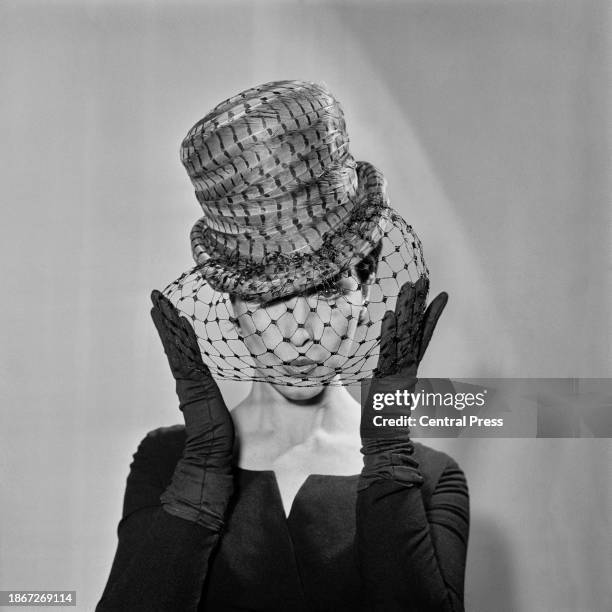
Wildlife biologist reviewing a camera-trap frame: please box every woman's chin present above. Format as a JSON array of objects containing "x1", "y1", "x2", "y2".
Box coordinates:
[{"x1": 271, "y1": 382, "x2": 326, "y2": 402}]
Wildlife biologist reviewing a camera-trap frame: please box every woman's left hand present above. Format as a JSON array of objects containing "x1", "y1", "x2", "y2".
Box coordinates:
[
  {"x1": 374, "y1": 275, "x2": 447, "y2": 382},
  {"x1": 359, "y1": 276, "x2": 448, "y2": 490}
]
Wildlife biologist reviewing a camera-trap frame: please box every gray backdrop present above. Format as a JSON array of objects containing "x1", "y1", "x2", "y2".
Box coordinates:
[{"x1": 1, "y1": 1, "x2": 610, "y2": 611}]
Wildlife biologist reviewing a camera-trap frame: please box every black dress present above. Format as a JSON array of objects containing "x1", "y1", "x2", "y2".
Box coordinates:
[{"x1": 97, "y1": 426, "x2": 469, "y2": 611}]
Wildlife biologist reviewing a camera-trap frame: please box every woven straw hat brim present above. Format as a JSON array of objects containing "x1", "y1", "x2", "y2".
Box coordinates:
[{"x1": 191, "y1": 161, "x2": 390, "y2": 302}]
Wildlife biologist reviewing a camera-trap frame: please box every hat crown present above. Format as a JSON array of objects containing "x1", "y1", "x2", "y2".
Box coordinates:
[{"x1": 181, "y1": 81, "x2": 360, "y2": 265}]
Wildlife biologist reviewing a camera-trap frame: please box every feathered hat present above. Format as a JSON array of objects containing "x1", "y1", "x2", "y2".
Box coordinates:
[
  {"x1": 163, "y1": 80, "x2": 428, "y2": 386},
  {"x1": 181, "y1": 80, "x2": 393, "y2": 302}
]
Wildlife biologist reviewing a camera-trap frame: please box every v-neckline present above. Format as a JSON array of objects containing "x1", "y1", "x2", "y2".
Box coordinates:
[{"x1": 236, "y1": 467, "x2": 359, "y2": 521}]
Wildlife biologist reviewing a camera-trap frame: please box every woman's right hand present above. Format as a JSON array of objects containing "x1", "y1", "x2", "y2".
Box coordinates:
[
  {"x1": 150, "y1": 288, "x2": 213, "y2": 382},
  {"x1": 150, "y1": 290, "x2": 235, "y2": 530}
]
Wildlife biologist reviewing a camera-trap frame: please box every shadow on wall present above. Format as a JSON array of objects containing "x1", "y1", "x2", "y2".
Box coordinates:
[{"x1": 465, "y1": 513, "x2": 518, "y2": 612}]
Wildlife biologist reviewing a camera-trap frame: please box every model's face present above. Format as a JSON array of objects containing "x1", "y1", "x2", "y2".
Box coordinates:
[{"x1": 231, "y1": 270, "x2": 368, "y2": 399}]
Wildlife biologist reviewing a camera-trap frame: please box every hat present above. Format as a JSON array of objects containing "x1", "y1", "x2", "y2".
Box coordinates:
[
  {"x1": 162, "y1": 80, "x2": 429, "y2": 386},
  {"x1": 181, "y1": 80, "x2": 391, "y2": 302}
]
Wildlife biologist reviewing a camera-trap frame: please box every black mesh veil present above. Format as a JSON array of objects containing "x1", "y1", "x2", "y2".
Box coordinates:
[{"x1": 162, "y1": 211, "x2": 427, "y2": 387}]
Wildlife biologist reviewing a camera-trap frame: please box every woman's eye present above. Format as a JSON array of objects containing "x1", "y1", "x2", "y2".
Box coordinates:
[
  {"x1": 320, "y1": 287, "x2": 341, "y2": 299},
  {"x1": 321, "y1": 285, "x2": 354, "y2": 300}
]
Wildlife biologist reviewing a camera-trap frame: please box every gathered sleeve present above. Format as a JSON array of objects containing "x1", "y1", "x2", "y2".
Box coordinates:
[
  {"x1": 356, "y1": 453, "x2": 470, "y2": 611},
  {"x1": 96, "y1": 429, "x2": 219, "y2": 612}
]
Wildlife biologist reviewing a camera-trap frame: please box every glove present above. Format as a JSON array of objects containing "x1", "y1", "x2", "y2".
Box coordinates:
[
  {"x1": 359, "y1": 276, "x2": 448, "y2": 491},
  {"x1": 150, "y1": 290, "x2": 235, "y2": 531}
]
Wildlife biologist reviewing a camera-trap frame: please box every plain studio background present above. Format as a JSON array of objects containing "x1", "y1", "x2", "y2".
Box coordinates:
[{"x1": 1, "y1": 1, "x2": 610, "y2": 611}]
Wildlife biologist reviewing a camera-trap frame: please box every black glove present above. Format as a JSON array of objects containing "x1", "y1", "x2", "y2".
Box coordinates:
[
  {"x1": 359, "y1": 276, "x2": 448, "y2": 490},
  {"x1": 150, "y1": 290, "x2": 235, "y2": 531}
]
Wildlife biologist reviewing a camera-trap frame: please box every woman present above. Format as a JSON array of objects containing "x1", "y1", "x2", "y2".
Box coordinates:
[{"x1": 97, "y1": 81, "x2": 469, "y2": 611}]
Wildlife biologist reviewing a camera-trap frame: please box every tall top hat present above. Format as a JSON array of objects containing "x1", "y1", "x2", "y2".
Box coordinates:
[
  {"x1": 181, "y1": 80, "x2": 392, "y2": 302},
  {"x1": 162, "y1": 80, "x2": 428, "y2": 386}
]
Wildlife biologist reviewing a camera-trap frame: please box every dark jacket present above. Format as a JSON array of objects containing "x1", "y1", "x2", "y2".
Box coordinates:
[{"x1": 97, "y1": 426, "x2": 469, "y2": 611}]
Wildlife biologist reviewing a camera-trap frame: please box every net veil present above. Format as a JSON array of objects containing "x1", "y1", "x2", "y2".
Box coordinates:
[
  {"x1": 162, "y1": 211, "x2": 427, "y2": 387},
  {"x1": 160, "y1": 80, "x2": 428, "y2": 386}
]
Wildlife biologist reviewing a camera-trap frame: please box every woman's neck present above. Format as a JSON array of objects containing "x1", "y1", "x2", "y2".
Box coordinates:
[{"x1": 232, "y1": 378, "x2": 361, "y2": 449}]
